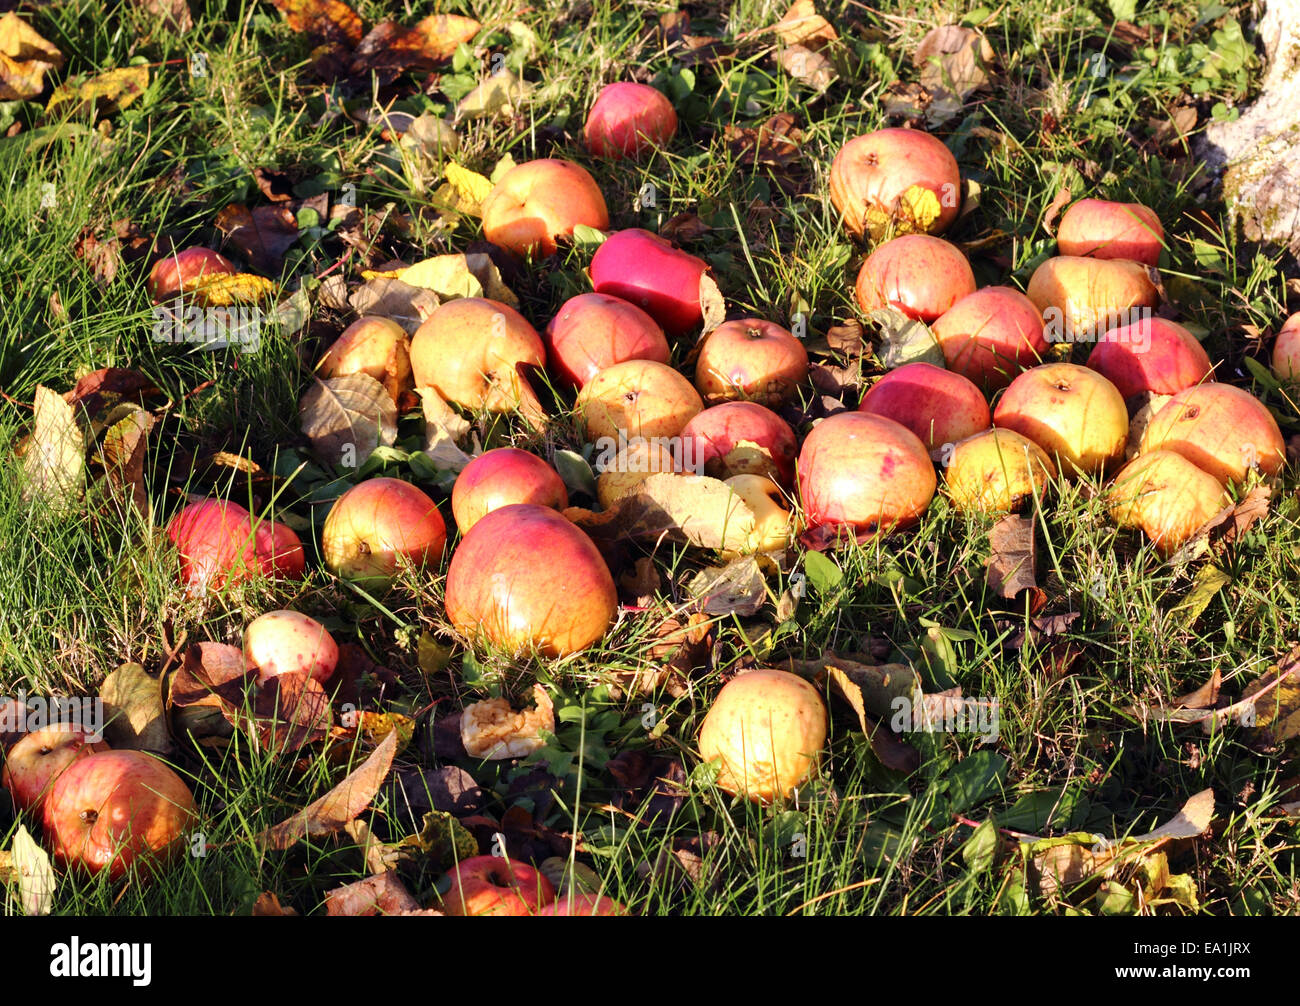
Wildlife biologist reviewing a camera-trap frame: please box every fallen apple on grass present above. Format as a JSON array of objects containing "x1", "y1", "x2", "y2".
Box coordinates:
[
  {"x1": 1056, "y1": 198, "x2": 1164, "y2": 266},
  {"x1": 451, "y1": 447, "x2": 569, "y2": 534},
  {"x1": 857, "y1": 361, "x2": 990, "y2": 457},
  {"x1": 317, "y1": 316, "x2": 413, "y2": 400},
  {"x1": 993, "y1": 363, "x2": 1129, "y2": 477},
  {"x1": 1104, "y1": 450, "x2": 1229, "y2": 557},
  {"x1": 244, "y1": 610, "x2": 339, "y2": 683},
  {"x1": 439, "y1": 855, "x2": 556, "y2": 916},
  {"x1": 444, "y1": 504, "x2": 618, "y2": 658},
  {"x1": 536, "y1": 893, "x2": 629, "y2": 916},
  {"x1": 1027, "y1": 256, "x2": 1159, "y2": 345},
  {"x1": 1085, "y1": 317, "x2": 1214, "y2": 400},
  {"x1": 321, "y1": 477, "x2": 447, "y2": 586},
  {"x1": 167, "y1": 499, "x2": 305, "y2": 595},
  {"x1": 698, "y1": 668, "x2": 827, "y2": 803},
  {"x1": 147, "y1": 246, "x2": 237, "y2": 302},
  {"x1": 944, "y1": 428, "x2": 1057, "y2": 514},
  {"x1": 1138, "y1": 383, "x2": 1286, "y2": 487},
  {"x1": 578, "y1": 359, "x2": 703, "y2": 442},
  {"x1": 481, "y1": 158, "x2": 610, "y2": 258},
  {"x1": 829, "y1": 127, "x2": 962, "y2": 240},
  {"x1": 584, "y1": 81, "x2": 677, "y2": 159},
  {"x1": 544, "y1": 293, "x2": 669, "y2": 389},
  {"x1": 854, "y1": 234, "x2": 976, "y2": 322},
  {"x1": 678, "y1": 401, "x2": 798, "y2": 484},
  {"x1": 43, "y1": 750, "x2": 197, "y2": 881},
  {"x1": 590, "y1": 228, "x2": 710, "y2": 336},
  {"x1": 693, "y1": 319, "x2": 809, "y2": 406},
  {"x1": 2, "y1": 724, "x2": 108, "y2": 814},
  {"x1": 1270, "y1": 313, "x2": 1300, "y2": 382},
  {"x1": 930, "y1": 286, "x2": 1049, "y2": 390}
]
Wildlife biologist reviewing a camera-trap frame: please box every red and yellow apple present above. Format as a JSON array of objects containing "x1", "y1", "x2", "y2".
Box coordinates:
[
  {"x1": 2, "y1": 724, "x2": 108, "y2": 814},
  {"x1": 317, "y1": 316, "x2": 413, "y2": 400},
  {"x1": 1270, "y1": 313, "x2": 1300, "y2": 382},
  {"x1": 854, "y1": 234, "x2": 976, "y2": 322},
  {"x1": 1056, "y1": 198, "x2": 1164, "y2": 266},
  {"x1": 992, "y1": 363, "x2": 1128, "y2": 477},
  {"x1": 931, "y1": 286, "x2": 1049, "y2": 390},
  {"x1": 678, "y1": 401, "x2": 798, "y2": 484},
  {"x1": 244, "y1": 610, "x2": 339, "y2": 683},
  {"x1": 829, "y1": 127, "x2": 962, "y2": 240},
  {"x1": 536, "y1": 893, "x2": 629, "y2": 916},
  {"x1": 1104, "y1": 450, "x2": 1228, "y2": 556},
  {"x1": 857, "y1": 361, "x2": 990, "y2": 455},
  {"x1": 481, "y1": 159, "x2": 609, "y2": 258},
  {"x1": 584, "y1": 82, "x2": 677, "y2": 159},
  {"x1": 1086, "y1": 317, "x2": 1214, "y2": 400},
  {"x1": 578, "y1": 359, "x2": 703, "y2": 442},
  {"x1": 544, "y1": 293, "x2": 669, "y2": 389},
  {"x1": 451, "y1": 447, "x2": 569, "y2": 534},
  {"x1": 321, "y1": 477, "x2": 447, "y2": 584},
  {"x1": 167, "y1": 499, "x2": 304, "y2": 595},
  {"x1": 147, "y1": 246, "x2": 237, "y2": 302},
  {"x1": 590, "y1": 228, "x2": 710, "y2": 336},
  {"x1": 1138, "y1": 383, "x2": 1285, "y2": 486},
  {"x1": 693, "y1": 319, "x2": 809, "y2": 406},
  {"x1": 944, "y1": 428, "x2": 1057, "y2": 514},
  {"x1": 439, "y1": 856, "x2": 556, "y2": 916},
  {"x1": 1027, "y1": 255, "x2": 1159, "y2": 345}
]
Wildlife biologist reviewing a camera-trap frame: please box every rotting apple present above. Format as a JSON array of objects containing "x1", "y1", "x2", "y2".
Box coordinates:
[
  {"x1": 693, "y1": 319, "x2": 809, "y2": 406},
  {"x1": 828, "y1": 127, "x2": 962, "y2": 240},
  {"x1": 321, "y1": 477, "x2": 447, "y2": 585},
  {"x1": 544, "y1": 293, "x2": 669, "y2": 389},
  {"x1": 43, "y1": 750, "x2": 197, "y2": 881},
  {"x1": 678, "y1": 401, "x2": 798, "y2": 484},
  {"x1": 410, "y1": 297, "x2": 548, "y2": 429},
  {"x1": 1104, "y1": 450, "x2": 1229, "y2": 557},
  {"x1": 317, "y1": 316, "x2": 413, "y2": 400},
  {"x1": 993, "y1": 363, "x2": 1128, "y2": 477},
  {"x1": 2, "y1": 724, "x2": 108, "y2": 814},
  {"x1": 1138, "y1": 383, "x2": 1286, "y2": 487},
  {"x1": 1270, "y1": 313, "x2": 1300, "y2": 382},
  {"x1": 724, "y1": 474, "x2": 800, "y2": 554},
  {"x1": 857, "y1": 361, "x2": 990, "y2": 456},
  {"x1": 1056, "y1": 198, "x2": 1164, "y2": 266},
  {"x1": 244, "y1": 610, "x2": 339, "y2": 683},
  {"x1": 147, "y1": 246, "x2": 237, "y2": 303},
  {"x1": 1027, "y1": 256, "x2": 1159, "y2": 345},
  {"x1": 536, "y1": 893, "x2": 629, "y2": 916},
  {"x1": 584, "y1": 82, "x2": 677, "y2": 159},
  {"x1": 796, "y1": 411, "x2": 937, "y2": 545},
  {"x1": 944, "y1": 428, "x2": 1057, "y2": 514},
  {"x1": 578, "y1": 359, "x2": 703, "y2": 442},
  {"x1": 1085, "y1": 317, "x2": 1214, "y2": 400},
  {"x1": 451, "y1": 447, "x2": 569, "y2": 534},
  {"x1": 854, "y1": 234, "x2": 976, "y2": 322},
  {"x1": 595, "y1": 438, "x2": 680, "y2": 509},
  {"x1": 698, "y1": 668, "x2": 827, "y2": 803},
  {"x1": 167, "y1": 499, "x2": 304, "y2": 595},
  {"x1": 439, "y1": 855, "x2": 556, "y2": 916},
  {"x1": 481, "y1": 159, "x2": 610, "y2": 258},
  {"x1": 931, "y1": 286, "x2": 1050, "y2": 390},
  {"x1": 590, "y1": 228, "x2": 710, "y2": 336},
  {"x1": 444, "y1": 504, "x2": 618, "y2": 658}
]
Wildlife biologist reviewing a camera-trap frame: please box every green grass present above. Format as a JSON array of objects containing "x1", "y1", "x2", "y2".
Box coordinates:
[{"x1": 0, "y1": 0, "x2": 1297, "y2": 916}]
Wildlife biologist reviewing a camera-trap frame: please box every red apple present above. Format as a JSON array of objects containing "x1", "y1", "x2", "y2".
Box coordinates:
[
  {"x1": 444, "y1": 504, "x2": 617, "y2": 658},
  {"x1": 147, "y1": 246, "x2": 237, "y2": 302},
  {"x1": 1057, "y1": 198, "x2": 1164, "y2": 266},
  {"x1": 167, "y1": 499, "x2": 305, "y2": 595},
  {"x1": 439, "y1": 855, "x2": 556, "y2": 916},
  {"x1": 1085, "y1": 317, "x2": 1214, "y2": 400},
  {"x1": 481, "y1": 159, "x2": 610, "y2": 258},
  {"x1": 317, "y1": 316, "x2": 413, "y2": 400},
  {"x1": 43, "y1": 750, "x2": 197, "y2": 881},
  {"x1": 244, "y1": 610, "x2": 339, "y2": 683},
  {"x1": 590, "y1": 228, "x2": 710, "y2": 336},
  {"x1": 992, "y1": 363, "x2": 1128, "y2": 477},
  {"x1": 1270, "y1": 313, "x2": 1300, "y2": 382},
  {"x1": 321, "y1": 477, "x2": 447, "y2": 585},
  {"x1": 694, "y1": 319, "x2": 809, "y2": 406},
  {"x1": 578, "y1": 359, "x2": 703, "y2": 442},
  {"x1": 1138, "y1": 383, "x2": 1285, "y2": 487},
  {"x1": 252, "y1": 519, "x2": 307, "y2": 580},
  {"x1": 858, "y1": 361, "x2": 990, "y2": 456},
  {"x1": 854, "y1": 234, "x2": 976, "y2": 322},
  {"x1": 829, "y1": 127, "x2": 962, "y2": 240},
  {"x1": 451, "y1": 448, "x2": 569, "y2": 534},
  {"x1": 584, "y1": 82, "x2": 677, "y2": 159},
  {"x1": 678, "y1": 401, "x2": 798, "y2": 484},
  {"x1": 796, "y1": 412, "x2": 937, "y2": 545},
  {"x1": 544, "y1": 293, "x2": 669, "y2": 389},
  {"x1": 2, "y1": 724, "x2": 108, "y2": 814},
  {"x1": 536, "y1": 893, "x2": 629, "y2": 916},
  {"x1": 931, "y1": 286, "x2": 1050, "y2": 390}
]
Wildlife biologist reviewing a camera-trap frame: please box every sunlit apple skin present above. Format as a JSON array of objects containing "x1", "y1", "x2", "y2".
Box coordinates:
[
  {"x1": 444, "y1": 504, "x2": 618, "y2": 658},
  {"x1": 147, "y1": 246, "x2": 237, "y2": 302},
  {"x1": 797, "y1": 412, "x2": 937, "y2": 542},
  {"x1": 2, "y1": 725, "x2": 108, "y2": 814},
  {"x1": 944, "y1": 428, "x2": 1057, "y2": 514},
  {"x1": 993, "y1": 363, "x2": 1128, "y2": 477},
  {"x1": 854, "y1": 234, "x2": 976, "y2": 322},
  {"x1": 167, "y1": 499, "x2": 305, "y2": 595},
  {"x1": 1086, "y1": 317, "x2": 1215, "y2": 400},
  {"x1": 931, "y1": 286, "x2": 1050, "y2": 390},
  {"x1": 536, "y1": 893, "x2": 629, "y2": 916},
  {"x1": 1105, "y1": 450, "x2": 1228, "y2": 557},
  {"x1": 1057, "y1": 198, "x2": 1164, "y2": 266},
  {"x1": 828, "y1": 128, "x2": 962, "y2": 240},
  {"x1": 410, "y1": 297, "x2": 547, "y2": 427},
  {"x1": 1027, "y1": 255, "x2": 1159, "y2": 345},
  {"x1": 698, "y1": 669, "x2": 827, "y2": 803},
  {"x1": 544, "y1": 293, "x2": 669, "y2": 389},
  {"x1": 252, "y1": 519, "x2": 307, "y2": 580},
  {"x1": 321, "y1": 477, "x2": 447, "y2": 585},
  {"x1": 1270, "y1": 313, "x2": 1300, "y2": 382},
  {"x1": 244, "y1": 610, "x2": 339, "y2": 684},
  {"x1": 678, "y1": 401, "x2": 798, "y2": 484},
  {"x1": 693, "y1": 319, "x2": 809, "y2": 406},
  {"x1": 858, "y1": 361, "x2": 990, "y2": 455},
  {"x1": 1138, "y1": 383, "x2": 1286, "y2": 487},
  {"x1": 584, "y1": 82, "x2": 677, "y2": 159},
  {"x1": 43, "y1": 750, "x2": 197, "y2": 881},
  {"x1": 724, "y1": 474, "x2": 800, "y2": 554},
  {"x1": 440, "y1": 856, "x2": 556, "y2": 916},
  {"x1": 481, "y1": 159, "x2": 610, "y2": 258},
  {"x1": 318, "y1": 317, "x2": 413, "y2": 400},
  {"x1": 451, "y1": 448, "x2": 569, "y2": 534},
  {"x1": 590, "y1": 229, "x2": 709, "y2": 336},
  {"x1": 578, "y1": 359, "x2": 703, "y2": 442}
]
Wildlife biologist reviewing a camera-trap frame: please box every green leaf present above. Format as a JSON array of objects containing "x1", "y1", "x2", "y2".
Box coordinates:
[
  {"x1": 943, "y1": 750, "x2": 1008, "y2": 815},
  {"x1": 961, "y1": 818, "x2": 999, "y2": 873},
  {"x1": 570, "y1": 224, "x2": 607, "y2": 249},
  {"x1": 1172, "y1": 565, "x2": 1230, "y2": 626},
  {"x1": 802, "y1": 550, "x2": 843, "y2": 594},
  {"x1": 869, "y1": 308, "x2": 946, "y2": 369},
  {"x1": 552, "y1": 448, "x2": 597, "y2": 498}
]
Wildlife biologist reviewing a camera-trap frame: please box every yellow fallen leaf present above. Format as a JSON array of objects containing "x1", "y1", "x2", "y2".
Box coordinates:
[
  {"x1": 861, "y1": 184, "x2": 945, "y2": 240},
  {"x1": 0, "y1": 12, "x2": 63, "y2": 63},
  {"x1": 47, "y1": 66, "x2": 149, "y2": 117},
  {"x1": 365, "y1": 252, "x2": 519, "y2": 308},
  {"x1": 444, "y1": 161, "x2": 493, "y2": 210},
  {"x1": 188, "y1": 273, "x2": 277, "y2": 305}
]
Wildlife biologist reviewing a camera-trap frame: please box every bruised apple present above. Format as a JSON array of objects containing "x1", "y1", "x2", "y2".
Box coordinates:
[
  {"x1": 440, "y1": 856, "x2": 556, "y2": 916},
  {"x1": 1270, "y1": 313, "x2": 1300, "y2": 382},
  {"x1": 1027, "y1": 256, "x2": 1159, "y2": 345},
  {"x1": 410, "y1": 297, "x2": 548, "y2": 428},
  {"x1": 1104, "y1": 450, "x2": 1228, "y2": 557},
  {"x1": 317, "y1": 316, "x2": 413, "y2": 400},
  {"x1": 1086, "y1": 317, "x2": 1214, "y2": 400},
  {"x1": 321, "y1": 478, "x2": 447, "y2": 584},
  {"x1": 698, "y1": 669, "x2": 827, "y2": 803},
  {"x1": 945, "y1": 429, "x2": 1057, "y2": 514},
  {"x1": 992, "y1": 363, "x2": 1128, "y2": 477},
  {"x1": 481, "y1": 159, "x2": 609, "y2": 258},
  {"x1": 931, "y1": 286, "x2": 1049, "y2": 390},
  {"x1": 854, "y1": 234, "x2": 976, "y2": 322},
  {"x1": 590, "y1": 229, "x2": 709, "y2": 335},
  {"x1": 444, "y1": 504, "x2": 618, "y2": 658},
  {"x1": 858, "y1": 361, "x2": 990, "y2": 456},
  {"x1": 451, "y1": 447, "x2": 569, "y2": 534},
  {"x1": 167, "y1": 499, "x2": 305, "y2": 595},
  {"x1": 694, "y1": 319, "x2": 809, "y2": 406},
  {"x1": 797, "y1": 412, "x2": 937, "y2": 544},
  {"x1": 829, "y1": 128, "x2": 962, "y2": 240},
  {"x1": 244, "y1": 610, "x2": 339, "y2": 683},
  {"x1": 147, "y1": 246, "x2": 237, "y2": 302},
  {"x1": 595, "y1": 438, "x2": 679, "y2": 508},
  {"x1": 578, "y1": 359, "x2": 703, "y2": 442},
  {"x1": 1057, "y1": 198, "x2": 1164, "y2": 266},
  {"x1": 1138, "y1": 383, "x2": 1285, "y2": 487},
  {"x1": 43, "y1": 750, "x2": 196, "y2": 881},
  {"x1": 584, "y1": 82, "x2": 677, "y2": 159},
  {"x1": 544, "y1": 293, "x2": 669, "y2": 388},
  {"x1": 678, "y1": 401, "x2": 798, "y2": 484},
  {"x1": 2, "y1": 724, "x2": 108, "y2": 813}
]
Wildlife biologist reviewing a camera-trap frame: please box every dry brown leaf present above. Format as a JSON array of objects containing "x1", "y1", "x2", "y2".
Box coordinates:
[
  {"x1": 46, "y1": 66, "x2": 149, "y2": 118},
  {"x1": 324, "y1": 872, "x2": 423, "y2": 916},
  {"x1": 914, "y1": 25, "x2": 994, "y2": 101},
  {"x1": 1043, "y1": 187, "x2": 1073, "y2": 237},
  {"x1": 101, "y1": 662, "x2": 173, "y2": 754},
  {"x1": 986, "y1": 514, "x2": 1043, "y2": 609},
  {"x1": 299, "y1": 373, "x2": 398, "y2": 468},
  {"x1": 772, "y1": 0, "x2": 837, "y2": 50},
  {"x1": 0, "y1": 13, "x2": 63, "y2": 101},
  {"x1": 687, "y1": 556, "x2": 767, "y2": 616},
  {"x1": 96, "y1": 407, "x2": 154, "y2": 524},
  {"x1": 251, "y1": 891, "x2": 298, "y2": 916},
  {"x1": 270, "y1": 0, "x2": 363, "y2": 46},
  {"x1": 1169, "y1": 485, "x2": 1271, "y2": 563},
  {"x1": 214, "y1": 204, "x2": 299, "y2": 275},
  {"x1": 779, "y1": 44, "x2": 835, "y2": 91},
  {"x1": 348, "y1": 276, "x2": 440, "y2": 332},
  {"x1": 1174, "y1": 668, "x2": 1222, "y2": 710}
]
